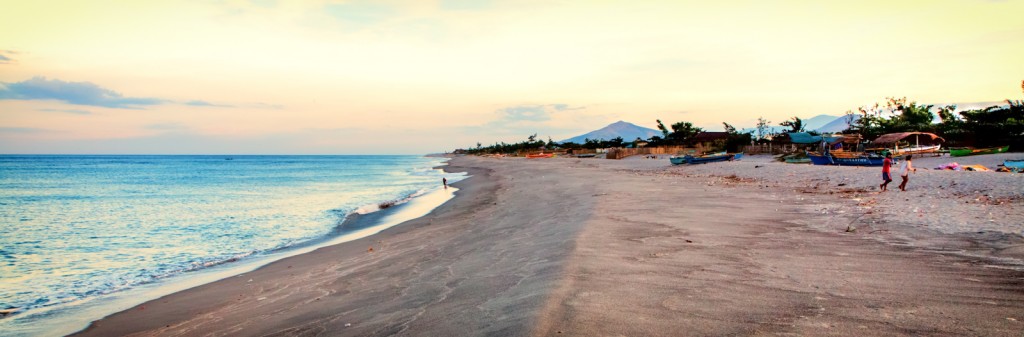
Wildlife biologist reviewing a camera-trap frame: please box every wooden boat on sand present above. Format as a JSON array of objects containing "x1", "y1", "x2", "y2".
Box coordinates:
[
  {"x1": 783, "y1": 154, "x2": 811, "y2": 164},
  {"x1": 949, "y1": 146, "x2": 1009, "y2": 157},
  {"x1": 806, "y1": 151, "x2": 890, "y2": 166},
  {"x1": 526, "y1": 152, "x2": 555, "y2": 159},
  {"x1": 868, "y1": 132, "x2": 944, "y2": 156},
  {"x1": 670, "y1": 152, "x2": 742, "y2": 165},
  {"x1": 1004, "y1": 159, "x2": 1024, "y2": 173}
]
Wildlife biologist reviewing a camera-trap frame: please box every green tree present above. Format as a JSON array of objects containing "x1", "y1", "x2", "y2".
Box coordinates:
[
  {"x1": 755, "y1": 117, "x2": 772, "y2": 141},
  {"x1": 656, "y1": 119, "x2": 670, "y2": 138},
  {"x1": 722, "y1": 122, "x2": 736, "y2": 134},
  {"x1": 958, "y1": 97, "x2": 1024, "y2": 149},
  {"x1": 844, "y1": 97, "x2": 936, "y2": 139},
  {"x1": 723, "y1": 122, "x2": 752, "y2": 152},
  {"x1": 779, "y1": 117, "x2": 804, "y2": 133},
  {"x1": 669, "y1": 121, "x2": 703, "y2": 145},
  {"x1": 607, "y1": 136, "x2": 625, "y2": 148}
]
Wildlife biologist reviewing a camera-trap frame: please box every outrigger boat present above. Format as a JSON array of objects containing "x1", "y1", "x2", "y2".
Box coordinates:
[
  {"x1": 949, "y1": 146, "x2": 1009, "y2": 157},
  {"x1": 1004, "y1": 159, "x2": 1024, "y2": 173},
  {"x1": 805, "y1": 150, "x2": 890, "y2": 166},
  {"x1": 782, "y1": 154, "x2": 811, "y2": 164},
  {"x1": 670, "y1": 152, "x2": 742, "y2": 165},
  {"x1": 867, "y1": 132, "x2": 944, "y2": 156}
]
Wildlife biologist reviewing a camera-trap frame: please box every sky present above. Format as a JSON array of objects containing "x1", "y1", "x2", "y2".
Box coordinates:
[{"x1": 1, "y1": 0, "x2": 1022, "y2": 154}]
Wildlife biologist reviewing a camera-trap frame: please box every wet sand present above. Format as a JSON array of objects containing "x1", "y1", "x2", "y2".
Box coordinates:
[{"x1": 74, "y1": 156, "x2": 1024, "y2": 336}]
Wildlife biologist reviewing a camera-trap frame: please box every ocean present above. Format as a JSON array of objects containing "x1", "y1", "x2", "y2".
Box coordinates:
[{"x1": 0, "y1": 155, "x2": 464, "y2": 336}]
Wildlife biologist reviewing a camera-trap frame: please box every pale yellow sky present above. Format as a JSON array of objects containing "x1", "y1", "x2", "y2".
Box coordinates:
[{"x1": 1, "y1": 0, "x2": 1022, "y2": 154}]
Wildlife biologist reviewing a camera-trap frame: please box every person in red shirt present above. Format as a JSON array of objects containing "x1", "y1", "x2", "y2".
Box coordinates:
[{"x1": 880, "y1": 152, "x2": 893, "y2": 191}]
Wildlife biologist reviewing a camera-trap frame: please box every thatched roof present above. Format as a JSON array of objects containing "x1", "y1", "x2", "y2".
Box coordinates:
[{"x1": 872, "y1": 132, "x2": 945, "y2": 144}]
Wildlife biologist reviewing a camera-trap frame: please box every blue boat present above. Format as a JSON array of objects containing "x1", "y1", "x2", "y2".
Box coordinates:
[
  {"x1": 670, "y1": 152, "x2": 740, "y2": 165},
  {"x1": 806, "y1": 151, "x2": 834, "y2": 165},
  {"x1": 805, "y1": 151, "x2": 889, "y2": 166},
  {"x1": 1004, "y1": 159, "x2": 1024, "y2": 173}
]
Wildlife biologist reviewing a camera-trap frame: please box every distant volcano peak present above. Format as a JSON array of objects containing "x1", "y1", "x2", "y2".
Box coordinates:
[{"x1": 561, "y1": 121, "x2": 661, "y2": 144}]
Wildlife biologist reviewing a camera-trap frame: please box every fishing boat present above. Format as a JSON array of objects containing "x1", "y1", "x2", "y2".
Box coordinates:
[
  {"x1": 526, "y1": 152, "x2": 555, "y2": 159},
  {"x1": 867, "y1": 132, "x2": 944, "y2": 156},
  {"x1": 670, "y1": 152, "x2": 740, "y2": 165},
  {"x1": 783, "y1": 154, "x2": 811, "y2": 164},
  {"x1": 1004, "y1": 159, "x2": 1024, "y2": 173},
  {"x1": 949, "y1": 146, "x2": 1009, "y2": 157},
  {"x1": 805, "y1": 151, "x2": 889, "y2": 166}
]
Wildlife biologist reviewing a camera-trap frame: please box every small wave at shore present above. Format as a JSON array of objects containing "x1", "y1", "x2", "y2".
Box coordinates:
[{"x1": 0, "y1": 155, "x2": 465, "y2": 337}]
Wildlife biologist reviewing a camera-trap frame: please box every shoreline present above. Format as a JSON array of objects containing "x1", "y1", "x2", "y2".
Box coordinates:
[
  {"x1": 2, "y1": 169, "x2": 462, "y2": 337},
  {"x1": 72, "y1": 155, "x2": 1024, "y2": 336},
  {"x1": 70, "y1": 161, "x2": 497, "y2": 336}
]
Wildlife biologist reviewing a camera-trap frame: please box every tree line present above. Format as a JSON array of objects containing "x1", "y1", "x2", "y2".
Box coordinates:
[
  {"x1": 461, "y1": 119, "x2": 753, "y2": 155},
  {"x1": 845, "y1": 81, "x2": 1023, "y2": 149},
  {"x1": 461, "y1": 81, "x2": 1023, "y2": 155}
]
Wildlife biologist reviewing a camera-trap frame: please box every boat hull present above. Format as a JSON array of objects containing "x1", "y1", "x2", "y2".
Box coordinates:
[
  {"x1": 892, "y1": 144, "x2": 941, "y2": 155},
  {"x1": 1004, "y1": 160, "x2": 1024, "y2": 172},
  {"x1": 806, "y1": 151, "x2": 887, "y2": 166},
  {"x1": 785, "y1": 157, "x2": 811, "y2": 164},
  {"x1": 670, "y1": 153, "x2": 741, "y2": 165},
  {"x1": 950, "y1": 146, "x2": 1009, "y2": 157},
  {"x1": 684, "y1": 153, "x2": 734, "y2": 164}
]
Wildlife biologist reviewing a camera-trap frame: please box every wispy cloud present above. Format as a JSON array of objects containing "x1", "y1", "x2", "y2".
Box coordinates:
[
  {"x1": 0, "y1": 50, "x2": 15, "y2": 64},
  {"x1": 495, "y1": 104, "x2": 582, "y2": 123},
  {"x1": 185, "y1": 100, "x2": 232, "y2": 108},
  {"x1": 252, "y1": 102, "x2": 284, "y2": 110},
  {"x1": 38, "y1": 108, "x2": 92, "y2": 115},
  {"x1": 0, "y1": 76, "x2": 164, "y2": 109},
  {"x1": 464, "y1": 103, "x2": 590, "y2": 142}
]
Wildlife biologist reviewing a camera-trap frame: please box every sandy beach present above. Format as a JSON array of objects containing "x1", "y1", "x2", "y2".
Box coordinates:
[{"x1": 73, "y1": 154, "x2": 1024, "y2": 336}]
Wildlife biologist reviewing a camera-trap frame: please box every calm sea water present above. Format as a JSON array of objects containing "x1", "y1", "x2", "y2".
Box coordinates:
[{"x1": 0, "y1": 155, "x2": 462, "y2": 333}]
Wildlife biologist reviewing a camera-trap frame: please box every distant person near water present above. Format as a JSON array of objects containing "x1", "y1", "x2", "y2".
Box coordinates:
[
  {"x1": 898, "y1": 155, "x2": 916, "y2": 191},
  {"x1": 443, "y1": 177, "x2": 448, "y2": 189},
  {"x1": 880, "y1": 153, "x2": 893, "y2": 192}
]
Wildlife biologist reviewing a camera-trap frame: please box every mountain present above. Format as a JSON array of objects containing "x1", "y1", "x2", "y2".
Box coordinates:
[
  {"x1": 561, "y1": 121, "x2": 661, "y2": 144},
  {"x1": 803, "y1": 114, "x2": 839, "y2": 131},
  {"x1": 815, "y1": 115, "x2": 859, "y2": 133},
  {"x1": 565, "y1": 115, "x2": 860, "y2": 144}
]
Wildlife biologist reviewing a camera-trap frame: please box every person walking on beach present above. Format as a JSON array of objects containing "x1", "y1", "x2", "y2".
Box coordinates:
[
  {"x1": 442, "y1": 177, "x2": 448, "y2": 189},
  {"x1": 880, "y1": 152, "x2": 893, "y2": 191},
  {"x1": 898, "y1": 155, "x2": 916, "y2": 191}
]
